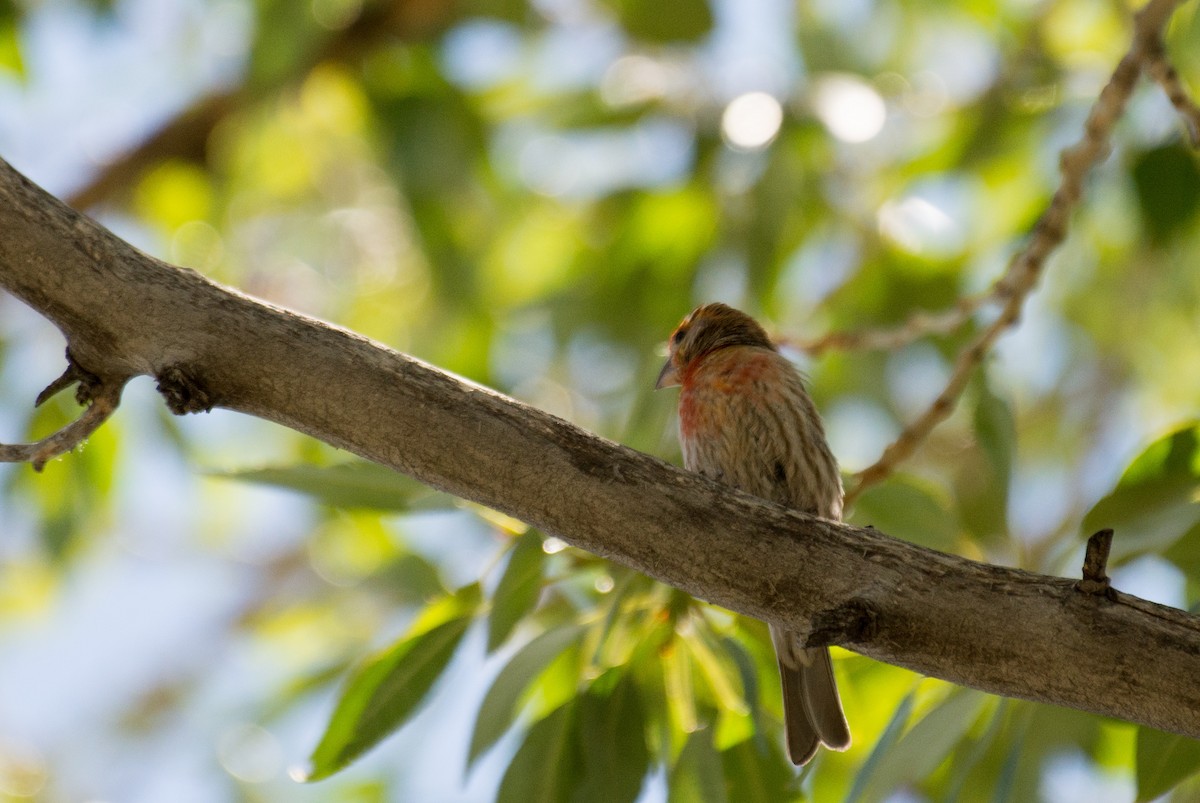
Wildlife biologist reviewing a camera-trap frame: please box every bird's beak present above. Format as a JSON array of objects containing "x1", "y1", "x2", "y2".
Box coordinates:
[{"x1": 656, "y1": 359, "x2": 681, "y2": 389}]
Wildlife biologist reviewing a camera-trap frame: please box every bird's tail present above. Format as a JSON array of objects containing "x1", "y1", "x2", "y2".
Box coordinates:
[{"x1": 771, "y1": 624, "x2": 851, "y2": 765}]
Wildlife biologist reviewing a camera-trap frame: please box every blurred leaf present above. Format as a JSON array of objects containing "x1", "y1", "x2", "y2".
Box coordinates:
[
  {"x1": 849, "y1": 474, "x2": 960, "y2": 551},
  {"x1": 376, "y1": 87, "x2": 486, "y2": 194},
  {"x1": 846, "y1": 689, "x2": 917, "y2": 803},
  {"x1": 459, "y1": 0, "x2": 528, "y2": 23},
  {"x1": 721, "y1": 631, "x2": 763, "y2": 706},
  {"x1": 488, "y1": 530, "x2": 546, "y2": 651},
  {"x1": 469, "y1": 624, "x2": 586, "y2": 766},
  {"x1": 368, "y1": 552, "x2": 449, "y2": 604},
  {"x1": 264, "y1": 658, "x2": 354, "y2": 721},
  {"x1": 1163, "y1": 520, "x2": 1200, "y2": 577},
  {"x1": 943, "y1": 698, "x2": 1009, "y2": 801},
  {"x1": 1082, "y1": 423, "x2": 1200, "y2": 561},
  {"x1": 1135, "y1": 727, "x2": 1200, "y2": 801},
  {"x1": 604, "y1": 0, "x2": 714, "y2": 42},
  {"x1": 957, "y1": 380, "x2": 1014, "y2": 546},
  {"x1": 304, "y1": 586, "x2": 481, "y2": 780},
  {"x1": 248, "y1": 0, "x2": 327, "y2": 87},
  {"x1": 669, "y1": 728, "x2": 728, "y2": 803},
  {"x1": 0, "y1": 17, "x2": 22, "y2": 78},
  {"x1": 974, "y1": 380, "x2": 1015, "y2": 485},
  {"x1": 212, "y1": 461, "x2": 448, "y2": 511},
  {"x1": 575, "y1": 670, "x2": 651, "y2": 803},
  {"x1": 719, "y1": 737, "x2": 796, "y2": 803},
  {"x1": 17, "y1": 397, "x2": 117, "y2": 560},
  {"x1": 856, "y1": 687, "x2": 987, "y2": 803},
  {"x1": 687, "y1": 626, "x2": 749, "y2": 721},
  {"x1": 1131, "y1": 144, "x2": 1200, "y2": 244},
  {"x1": 134, "y1": 160, "x2": 212, "y2": 231},
  {"x1": 664, "y1": 634, "x2": 699, "y2": 737},
  {"x1": 497, "y1": 701, "x2": 579, "y2": 803}
]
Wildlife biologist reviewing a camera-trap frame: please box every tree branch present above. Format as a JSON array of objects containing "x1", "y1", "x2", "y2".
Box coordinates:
[
  {"x1": 0, "y1": 373, "x2": 122, "y2": 471},
  {"x1": 842, "y1": 0, "x2": 1197, "y2": 505},
  {"x1": 1, "y1": 156, "x2": 1199, "y2": 739}
]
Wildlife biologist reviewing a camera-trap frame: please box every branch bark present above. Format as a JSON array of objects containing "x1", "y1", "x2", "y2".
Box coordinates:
[{"x1": 1, "y1": 157, "x2": 1199, "y2": 739}]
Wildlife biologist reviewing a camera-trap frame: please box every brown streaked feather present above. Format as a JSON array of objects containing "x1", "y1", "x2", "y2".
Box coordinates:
[{"x1": 665, "y1": 303, "x2": 850, "y2": 765}]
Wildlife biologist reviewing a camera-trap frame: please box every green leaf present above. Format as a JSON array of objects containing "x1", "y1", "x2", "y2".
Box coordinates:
[
  {"x1": 855, "y1": 687, "x2": 987, "y2": 803},
  {"x1": 1136, "y1": 727, "x2": 1200, "y2": 801},
  {"x1": 488, "y1": 530, "x2": 546, "y2": 651},
  {"x1": 248, "y1": 0, "x2": 327, "y2": 87},
  {"x1": 849, "y1": 474, "x2": 960, "y2": 551},
  {"x1": 719, "y1": 737, "x2": 796, "y2": 803},
  {"x1": 211, "y1": 461, "x2": 448, "y2": 511},
  {"x1": 469, "y1": 624, "x2": 586, "y2": 766},
  {"x1": 0, "y1": 18, "x2": 23, "y2": 78},
  {"x1": 303, "y1": 587, "x2": 481, "y2": 781},
  {"x1": 603, "y1": 0, "x2": 714, "y2": 42},
  {"x1": 956, "y1": 380, "x2": 1014, "y2": 546},
  {"x1": 1132, "y1": 144, "x2": 1200, "y2": 244},
  {"x1": 1163, "y1": 520, "x2": 1200, "y2": 577},
  {"x1": 1082, "y1": 423, "x2": 1200, "y2": 561},
  {"x1": 720, "y1": 635, "x2": 762, "y2": 722},
  {"x1": 669, "y1": 728, "x2": 728, "y2": 803},
  {"x1": 846, "y1": 689, "x2": 917, "y2": 803},
  {"x1": 368, "y1": 552, "x2": 449, "y2": 605},
  {"x1": 496, "y1": 702, "x2": 579, "y2": 803},
  {"x1": 575, "y1": 671, "x2": 651, "y2": 803},
  {"x1": 974, "y1": 380, "x2": 1015, "y2": 485}
]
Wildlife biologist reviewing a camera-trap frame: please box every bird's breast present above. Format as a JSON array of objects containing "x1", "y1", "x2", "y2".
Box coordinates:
[{"x1": 677, "y1": 350, "x2": 773, "y2": 442}]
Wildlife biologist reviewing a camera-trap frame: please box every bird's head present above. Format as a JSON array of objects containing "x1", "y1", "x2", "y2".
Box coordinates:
[{"x1": 656, "y1": 303, "x2": 775, "y2": 389}]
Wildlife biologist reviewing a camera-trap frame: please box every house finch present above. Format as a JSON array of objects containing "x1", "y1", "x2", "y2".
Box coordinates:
[{"x1": 656, "y1": 302, "x2": 850, "y2": 765}]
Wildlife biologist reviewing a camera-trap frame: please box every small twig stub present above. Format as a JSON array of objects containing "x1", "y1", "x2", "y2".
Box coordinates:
[{"x1": 1076, "y1": 528, "x2": 1117, "y2": 600}]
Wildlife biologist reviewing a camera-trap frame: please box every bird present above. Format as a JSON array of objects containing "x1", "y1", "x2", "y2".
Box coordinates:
[{"x1": 656, "y1": 302, "x2": 851, "y2": 766}]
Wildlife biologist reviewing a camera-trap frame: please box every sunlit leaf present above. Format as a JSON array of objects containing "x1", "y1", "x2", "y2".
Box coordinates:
[
  {"x1": 664, "y1": 636, "x2": 699, "y2": 736},
  {"x1": 469, "y1": 624, "x2": 586, "y2": 766},
  {"x1": 687, "y1": 626, "x2": 748, "y2": 718},
  {"x1": 488, "y1": 529, "x2": 545, "y2": 651},
  {"x1": 303, "y1": 586, "x2": 481, "y2": 780},
  {"x1": 1135, "y1": 727, "x2": 1200, "y2": 801},
  {"x1": 211, "y1": 461, "x2": 448, "y2": 511},
  {"x1": 0, "y1": 18, "x2": 22, "y2": 78},
  {"x1": 133, "y1": 160, "x2": 212, "y2": 231}
]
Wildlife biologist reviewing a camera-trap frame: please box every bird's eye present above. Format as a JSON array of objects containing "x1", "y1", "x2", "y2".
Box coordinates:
[{"x1": 671, "y1": 327, "x2": 687, "y2": 345}]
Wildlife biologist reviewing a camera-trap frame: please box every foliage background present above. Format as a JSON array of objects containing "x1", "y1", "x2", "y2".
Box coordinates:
[{"x1": 0, "y1": 0, "x2": 1199, "y2": 800}]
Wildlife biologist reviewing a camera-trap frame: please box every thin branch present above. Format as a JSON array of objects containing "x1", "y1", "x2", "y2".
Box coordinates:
[
  {"x1": 792, "y1": 289, "x2": 993, "y2": 356},
  {"x1": 0, "y1": 380, "x2": 122, "y2": 471},
  {"x1": 843, "y1": 0, "x2": 1186, "y2": 506},
  {"x1": 3, "y1": 153, "x2": 1200, "y2": 738},
  {"x1": 1143, "y1": 36, "x2": 1200, "y2": 145}
]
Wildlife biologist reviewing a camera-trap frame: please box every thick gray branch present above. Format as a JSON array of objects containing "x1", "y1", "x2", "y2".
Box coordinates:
[{"x1": 1, "y1": 157, "x2": 1199, "y2": 738}]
